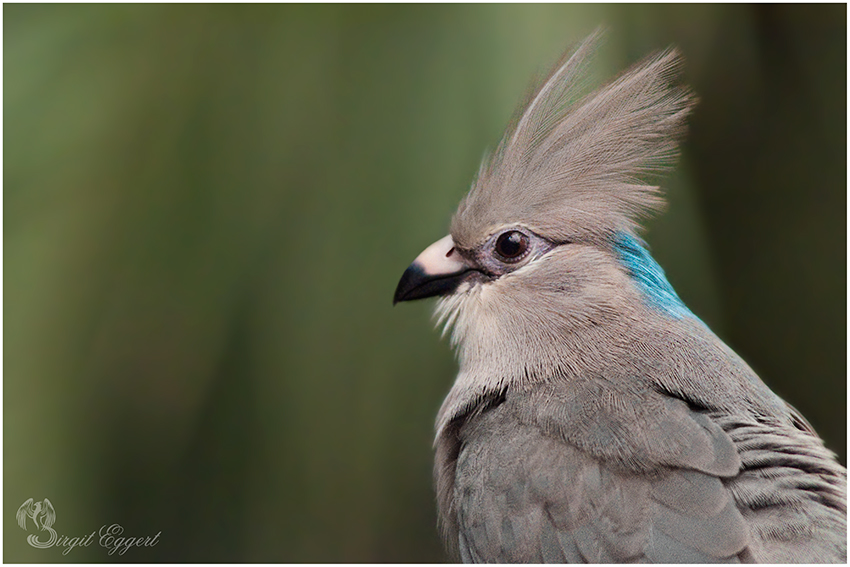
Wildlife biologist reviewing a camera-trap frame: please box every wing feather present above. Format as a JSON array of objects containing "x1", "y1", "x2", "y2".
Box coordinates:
[
  {"x1": 16, "y1": 498, "x2": 34, "y2": 530},
  {"x1": 454, "y1": 394, "x2": 751, "y2": 563}
]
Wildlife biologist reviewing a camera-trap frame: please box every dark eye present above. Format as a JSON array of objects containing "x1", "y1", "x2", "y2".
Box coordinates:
[{"x1": 494, "y1": 231, "x2": 529, "y2": 261}]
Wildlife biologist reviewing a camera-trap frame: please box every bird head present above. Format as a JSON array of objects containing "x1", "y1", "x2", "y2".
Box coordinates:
[{"x1": 395, "y1": 32, "x2": 695, "y2": 400}]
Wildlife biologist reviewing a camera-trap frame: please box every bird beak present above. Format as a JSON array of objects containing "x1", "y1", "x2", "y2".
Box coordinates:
[{"x1": 394, "y1": 235, "x2": 471, "y2": 304}]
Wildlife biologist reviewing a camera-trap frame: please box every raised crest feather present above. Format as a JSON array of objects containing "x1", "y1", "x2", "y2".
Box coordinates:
[{"x1": 451, "y1": 31, "x2": 695, "y2": 248}]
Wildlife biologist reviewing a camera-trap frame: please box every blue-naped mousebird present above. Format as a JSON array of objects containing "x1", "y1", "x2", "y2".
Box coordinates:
[{"x1": 394, "y1": 31, "x2": 846, "y2": 563}]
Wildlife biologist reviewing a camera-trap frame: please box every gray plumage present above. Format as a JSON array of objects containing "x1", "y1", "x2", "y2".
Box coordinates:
[{"x1": 394, "y1": 31, "x2": 846, "y2": 563}]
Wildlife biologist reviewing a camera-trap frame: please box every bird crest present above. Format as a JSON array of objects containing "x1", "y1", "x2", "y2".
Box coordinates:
[{"x1": 451, "y1": 30, "x2": 695, "y2": 249}]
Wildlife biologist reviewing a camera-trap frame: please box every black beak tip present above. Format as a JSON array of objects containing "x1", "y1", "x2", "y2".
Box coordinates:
[
  {"x1": 394, "y1": 263, "x2": 469, "y2": 305},
  {"x1": 393, "y1": 264, "x2": 424, "y2": 305}
]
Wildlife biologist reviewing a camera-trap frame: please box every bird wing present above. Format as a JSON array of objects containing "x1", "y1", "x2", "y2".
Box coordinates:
[
  {"x1": 716, "y1": 412, "x2": 847, "y2": 562},
  {"x1": 40, "y1": 499, "x2": 56, "y2": 529},
  {"x1": 453, "y1": 385, "x2": 752, "y2": 563},
  {"x1": 16, "y1": 498, "x2": 34, "y2": 530}
]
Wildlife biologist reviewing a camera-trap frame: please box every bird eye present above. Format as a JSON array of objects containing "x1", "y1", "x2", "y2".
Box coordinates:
[{"x1": 494, "y1": 231, "x2": 529, "y2": 262}]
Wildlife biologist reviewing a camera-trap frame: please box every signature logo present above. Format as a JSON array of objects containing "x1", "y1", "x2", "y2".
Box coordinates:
[
  {"x1": 16, "y1": 498, "x2": 160, "y2": 556},
  {"x1": 16, "y1": 498, "x2": 58, "y2": 549}
]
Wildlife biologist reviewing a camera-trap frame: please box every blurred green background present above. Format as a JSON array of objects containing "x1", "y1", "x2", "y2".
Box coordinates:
[{"x1": 4, "y1": 4, "x2": 845, "y2": 562}]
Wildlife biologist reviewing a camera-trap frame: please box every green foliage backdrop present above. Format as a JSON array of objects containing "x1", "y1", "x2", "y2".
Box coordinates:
[{"x1": 5, "y1": 4, "x2": 845, "y2": 562}]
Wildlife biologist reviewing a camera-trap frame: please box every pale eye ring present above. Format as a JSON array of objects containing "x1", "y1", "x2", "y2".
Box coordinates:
[{"x1": 494, "y1": 230, "x2": 529, "y2": 262}]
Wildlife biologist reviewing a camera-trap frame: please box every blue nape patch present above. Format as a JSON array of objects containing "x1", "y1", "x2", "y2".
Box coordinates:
[{"x1": 613, "y1": 232, "x2": 692, "y2": 319}]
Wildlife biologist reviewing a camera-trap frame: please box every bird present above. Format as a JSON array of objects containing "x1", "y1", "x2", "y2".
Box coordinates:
[
  {"x1": 393, "y1": 31, "x2": 846, "y2": 563},
  {"x1": 17, "y1": 498, "x2": 56, "y2": 533}
]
